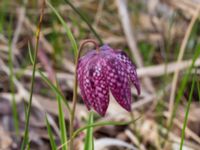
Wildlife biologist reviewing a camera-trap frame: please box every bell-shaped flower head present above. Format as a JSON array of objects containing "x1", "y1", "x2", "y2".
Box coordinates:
[{"x1": 77, "y1": 44, "x2": 140, "y2": 116}]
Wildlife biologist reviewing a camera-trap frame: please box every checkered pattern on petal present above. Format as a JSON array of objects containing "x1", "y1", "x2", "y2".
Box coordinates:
[
  {"x1": 105, "y1": 58, "x2": 132, "y2": 111},
  {"x1": 82, "y1": 58, "x2": 109, "y2": 116},
  {"x1": 116, "y1": 51, "x2": 140, "y2": 95}
]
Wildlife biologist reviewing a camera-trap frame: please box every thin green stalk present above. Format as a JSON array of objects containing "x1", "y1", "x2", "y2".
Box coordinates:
[
  {"x1": 69, "y1": 63, "x2": 78, "y2": 150},
  {"x1": 45, "y1": 115, "x2": 57, "y2": 150},
  {"x1": 73, "y1": 119, "x2": 139, "y2": 138},
  {"x1": 69, "y1": 39, "x2": 99, "y2": 150},
  {"x1": 162, "y1": 43, "x2": 200, "y2": 149},
  {"x1": 180, "y1": 77, "x2": 195, "y2": 150},
  {"x1": 58, "y1": 116, "x2": 141, "y2": 150},
  {"x1": 38, "y1": 70, "x2": 71, "y2": 111},
  {"x1": 0, "y1": 0, "x2": 8, "y2": 33},
  {"x1": 28, "y1": 42, "x2": 34, "y2": 64},
  {"x1": 197, "y1": 80, "x2": 200, "y2": 102},
  {"x1": 23, "y1": 102, "x2": 29, "y2": 149},
  {"x1": 57, "y1": 87, "x2": 68, "y2": 150},
  {"x1": 20, "y1": 1, "x2": 45, "y2": 149},
  {"x1": 63, "y1": 0, "x2": 103, "y2": 45},
  {"x1": 167, "y1": 41, "x2": 200, "y2": 138},
  {"x1": 8, "y1": 16, "x2": 19, "y2": 136},
  {"x1": 84, "y1": 111, "x2": 94, "y2": 150},
  {"x1": 194, "y1": 67, "x2": 200, "y2": 103}
]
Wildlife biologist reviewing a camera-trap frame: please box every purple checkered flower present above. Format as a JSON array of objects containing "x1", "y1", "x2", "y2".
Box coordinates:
[{"x1": 77, "y1": 44, "x2": 140, "y2": 116}]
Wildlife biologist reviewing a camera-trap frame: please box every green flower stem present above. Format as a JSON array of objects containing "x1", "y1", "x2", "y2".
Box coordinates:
[{"x1": 69, "y1": 39, "x2": 99, "y2": 150}]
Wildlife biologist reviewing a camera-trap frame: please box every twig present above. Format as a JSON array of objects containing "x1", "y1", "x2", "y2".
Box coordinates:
[
  {"x1": 164, "y1": 111, "x2": 200, "y2": 146},
  {"x1": 125, "y1": 130, "x2": 146, "y2": 150},
  {"x1": 13, "y1": 57, "x2": 200, "y2": 84},
  {"x1": 131, "y1": 84, "x2": 171, "y2": 110},
  {"x1": 137, "y1": 58, "x2": 200, "y2": 78},
  {"x1": 168, "y1": 0, "x2": 199, "y2": 17},
  {"x1": 93, "y1": 0, "x2": 105, "y2": 27},
  {"x1": 94, "y1": 138, "x2": 138, "y2": 150},
  {"x1": 11, "y1": 0, "x2": 27, "y2": 58}
]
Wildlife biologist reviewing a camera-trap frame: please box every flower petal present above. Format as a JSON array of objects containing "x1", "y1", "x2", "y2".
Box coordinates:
[
  {"x1": 77, "y1": 52, "x2": 96, "y2": 109},
  {"x1": 100, "y1": 44, "x2": 114, "y2": 51},
  {"x1": 116, "y1": 51, "x2": 140, "y2": 95},
  {"x1": 77, "y1": 61, "x2": 90, "y2": 109},
  {"x1": 106, "y1": 58, "x2": 132, "y2": 111},
  {"x1": 82, "y1": 58, "x2": 109, "y2": 116}
]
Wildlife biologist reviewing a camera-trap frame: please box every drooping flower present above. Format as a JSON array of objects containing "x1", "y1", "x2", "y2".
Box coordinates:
[{"x1": 77, "y1": 44, "x2": 140, "y2": 116}]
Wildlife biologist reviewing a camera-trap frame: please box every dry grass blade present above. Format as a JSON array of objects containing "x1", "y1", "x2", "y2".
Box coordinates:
[
  {"x1": 94, "y1": 138, "x2": 138, "y2": 150},
  {"x1": 168, "y1": 7, "x2": 200, "y2": 125}
]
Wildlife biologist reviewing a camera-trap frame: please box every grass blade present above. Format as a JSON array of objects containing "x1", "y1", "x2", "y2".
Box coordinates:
[
  {"x1": 84, "y1": 111, "x2": 94, "y2": 150},
  {"x1": 45, "y1": 115, "x2": 57, "y2": 150},
  {"x1": 23, "y1": 103, "x2": 29, "y2": 150},
  {"x1": 29, "y1": 41, "x2": 70, "y2": 111},
  {"x1": 46, "y1": 0, "x2": 78, "y2": 57},
  {"x1": 28, "y1": 42, "x2": 34, "y2": 65},
  {"x1": 0, "y1": 0, "x2": 8, "y2": 32},
  {"x1": 168, "y1": 45, "x2": 200, "y2": 130},
  {"x1": 57, "y1": 90, "x2": 68, "y2": 150},
  {"x1": 63, "y1": 0, "x2": 103, "y2": 45},
  {"x1": 58, "y1": 117, "x2": 140, "y2": 150},
  {"x1": 8, "y1": 16, "x2": 19, "y2": 136},
  {"x1": 73, "y1": 117, "x2": 141, "y2": 139},
  {"x1": 21, "y1": 1, "x2": 45, "y2": 149},
  {"x1": 197, "y1": 80, "x2": 200, "y2": 103},
  {"x1": 180, "y1": 76, "x2": 195, "y2": 150},
  {"x1": 38, "y1": 70, "x2": 70, "y2": 112}
]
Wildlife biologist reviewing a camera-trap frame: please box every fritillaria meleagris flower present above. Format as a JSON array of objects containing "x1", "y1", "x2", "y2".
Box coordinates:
[{"x1": 77, "y1": 44, "x2": 140, "y2": 116}]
